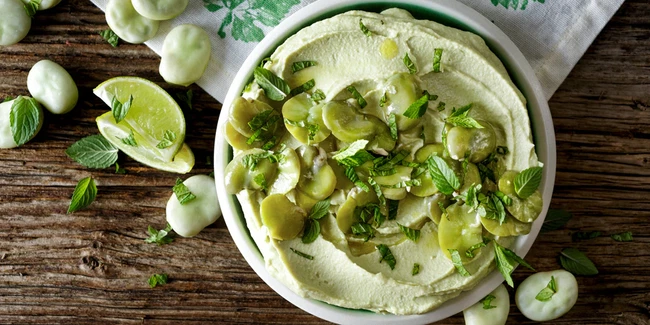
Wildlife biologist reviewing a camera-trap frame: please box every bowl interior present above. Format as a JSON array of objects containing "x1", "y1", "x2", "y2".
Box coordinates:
[{"x1": 214, "y1": 0, "x2": 556, "y2": 324}]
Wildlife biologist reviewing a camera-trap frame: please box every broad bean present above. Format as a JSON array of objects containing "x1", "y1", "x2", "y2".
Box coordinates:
[
  {"x1": 463, "y1": 284, "x2": 510, "y2": 325},
  {"x1": 166, "y1": 175, "x2": 221, "y2": 237},
  {"x1": 27, "y1": 60, "x2": 78, "y2": 114},
  {"x1": 515, "y1": 270, "x2": 578, "y2": 322},
  {"x1": 105, "y1": 0, "x2": 160, "y2": 44},
  {"x1": 159, "y1": 24, "x2": 211, "y2": 86},
  {"x1": 132, "y1": 0, "x2": 189, "y2": 20},
  {"x1": 0, "y1": 0, "x2": 31, "y2": 46}
]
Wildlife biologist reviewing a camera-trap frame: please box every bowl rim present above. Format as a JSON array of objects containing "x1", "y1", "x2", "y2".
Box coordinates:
[{"x1": 214, "y1": 0, "x2": 557, "y2": 323}]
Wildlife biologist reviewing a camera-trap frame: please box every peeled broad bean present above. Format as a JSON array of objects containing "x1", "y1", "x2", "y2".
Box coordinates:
[
  {"x1": 297, "y1": 146, "x2": 336, "y2": 200},
  {"x1": 282, "y1": 93, "x2": 330, "y2": 144},
  {"x1": 481, "y1": 214, "x2": 532, "y2": 237},
  {"x1": 132, "y1": 0, "x2": 189, "y2": 20},
  {"x1": 438, "y1": 202, "x2": 483, "y2": 262},
  {"x1": 516, "y1": 270, "x2": 578, "y2": 322},
  {"x1": 166, "y1": 175, "x2": 221, "y2": 237},
  {"x1": 446, "y1": 121, "x2": 497, "y2": 163},
  {"x1": 0, "y1": 97, "x2": 44, "y2": 149},
  {"x1": 27, "y1": 60, "x2": 78, "y2": 114},
  {"x1": 105, "y1": 0, "x2": 160, "y2": 44},
  {"x1": 261, "y1": 194, "x2": 306, "y2": 240},
  {"x1": 384, "y1": 73, "x2": 420, "y2": 131},
  {"x1": 224, "y1": 148, "x2": 278, "y2": 194},
  {"x1": 0, "y1": 0, "x2": 31, "y2": 46},
  {"x1": 498, "y1": 170, "x2": 543, "y2": 223},
  {"x1": 322, "y1": 101, "x2": 376, "y2": 142},
  {"x1": 160, "y1": 24, "x2": 211, "y2": 86},
  {"x1": 463, "y1": 284, "x2": 510, "y2": 325},
  {"x1": 229, "y1": 97, "x2": 279, "y2": 137}
]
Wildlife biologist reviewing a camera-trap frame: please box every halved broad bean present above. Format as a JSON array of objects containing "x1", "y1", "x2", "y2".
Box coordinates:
[
  {"x1": 335, "y1": 189, "x2": 378, "y2": 233},
  {"x1": 261, "y1": 194, "x2": 306, "y2": 240},
  {"x1": 481, "y1": 214, "x2": 532, "y2": 237},
  {"x1": 515, "y1": 270, "x2": 578, "y2": 322},
  {"x1": 224, "y1": 148, "x2": 278, "y2": 194},
  {"x1": 0, "y1": 97, "x2": 44, "y2": 149},
  {"x1": 322, "y1": 101, "x2": 375, "y2": 142},
  {"x1": 296, "y1": 146, "x2": 336, "y2": 200},
  {"x1": 132, "y1": 0, "x2": 189, "y2": 20},
  {"x1": 384, "y1": 73, "x2": 420, "y2": 131},
  {"x1": 410, "y1": 144, "x2": 444, "y2": 197},
  {"x1": 0, "y1": 0, "x2": 31, "y2": 46},
  {"x1": 459, "y1": 162, "x2": 481, "y2": 194},
  {"x1": 463, "y1": 284, "x2": 510, "y2": 325},
  {"x1": 160, "y1": 24, "x2": 211, "y2": 86},
  {"x1": 229, "y1": 97, "x2": 278, "y2": 137},
  {"x1": 166, "y1": 175, "x2": 221, "y2": 237},
  {"x1": 368, "y1": 120, "x2": 396, "y2": 153},
  {"x1": 27, "y1": 60, "x2": 78, "y2": 114},
  {"x1": 438, "y1": 202, "x2": 483, "y2": 262},
  {"x1": 105, "y1": 0, "x2": 160, "y2": 44},
  {"x1": 446, "y1": 121, "x2": 497, "y2": 163},
  {"x1": 329, "y1": 159, "x2": 353, "y2": 190},
  {"x1": 373, "y1": 165, "x2": 412, "y2": 200},
  {"x1": 424, "y1": 193, "x2": 447, "y2": 224},
  {"x1": 282, "y1": 93, "x2": 330, "y2": 144},
  {"x1": 267, "y1": 147, "x2": 300, "y2": 195},
  {"x1": 225, "y1": 122, "x2": 254, "y2": 150},
  {"x1": 498, "y1": 170, "x2": 543, "y2": 223}
]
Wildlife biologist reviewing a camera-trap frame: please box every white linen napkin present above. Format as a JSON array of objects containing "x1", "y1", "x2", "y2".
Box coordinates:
[{"x1": 90, "y1": 0, "x2": 624, "y2": 102}]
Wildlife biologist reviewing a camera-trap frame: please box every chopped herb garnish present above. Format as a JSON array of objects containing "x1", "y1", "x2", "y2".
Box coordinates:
[
  {"x1": 347, "y1": 86, "x2": 367, "y2": 108},
  {"x1": 611, "y1": 231, "x2": 633, "y2": 242},
  {"x1": 449, "y1": 249, "x2": 471, "y2": 276},
  {"x1": 290, "y1": 248, "x2": 314, "y2": 260},
  {"x1": 291, "y1": 60, "x2": 318, "y2": 73},
  {"x1": 111, "y1": 95, "x2": 133, "y2": 124},
  {"x1": 466, "y1": 237, "x2": 490, "y2": 258},
  {"x1": 535, "y1": 276, "x2": 557, "y2": 302},
  {"x1": 559, "y1": 248, "x2": 598, "y2": 275},
  {"x1": 436, "y1": 101, "x2": 446, "y2": 112},
  {"x1": 398, "y1": 223, "x2": 420, "y2": 242},
  {"x1": 246, "y1": 110, "x2": 281, "y2": 145},
  {"x1": 332, "y1": 140, "x2": 371, "y2": 166},
  {"x1": 119, "y1": 130, "x2": 137, "y2": 147},
  {"x1": 367, "y1": 177, "x2": 386, "y2": 206},
  {"x1": 359, "y1": 19, "x2": 372, "y2": 37},
  {"x1": 302, "y1": 218, "x2": 320, "y2": 244},
  {"x1": 173, "y1": 178, "x2": 196, "y2": 205},
  {"x1": 115, "y1": 162, "x2": 126, "y2": 174},
  {"x1": 494, "y1": 241, "x2": 535, "y2": 287},
  {"x1": 493, "y1": 191, "x2": 513, "y2": 206},
  {"x1": 481, "y1": 295, "x2": 497, "y2": 309},
  {"x1": 290, "y1": 79, "x2": 315, "y2": 96},
  {"x1": 156, "y1": 130, "x2": 177, "y2": 149},
  {"x1": 432, "y1": 48, "x2": 443, "y2": 72},
  {"x1": 254, "y1": 67, "x2": 291, "y2": 101},
  {"x1": 379, "y1": 92, "x2": 388, "y2": 107},
  {"x1": 24, "y1": 0, "x2": 40, "y2": 18},
  {"x1": 478, "y1": 193, "x2": 507, "y2": 225},
  {"x1": 388, "y1": 179, "x2": 422, "y2": 188},
  {"x1": 309, "y1": 199, "x2": 330, "y2": 220},
  {"x1": 403, "y1": 92, "x2": 432, "y2": 119},
  {"x1": 377, "y1": 244, "x2": 396, "y2": 270},
  {"x1": 572, "y1": 231, "x2": 601, "y2": 242},
  {"x1": 241, "y1": 150, "x2": 284, "y2": 171},
  {"x1": 388, "y1": 113, "x2": 398, "y2": 140},
  {"x1": 100, "y1": 29, "x2": 119, "y2": 47},
  {"x1": 403, "y1": 53, "x2": 417, "y2": 74},
  {"x1": 412, "y1": 263, "x2": 420, "y2": 276},
  {"x1": 344, "y1": 167, "x2": 370, "y2": 192},
  {"x1": 497, "y1": 146, "x2": 509, "y2": 155},
  {"x1": 145, "y1": 223, "x2": 174, "y2": 245},
  {"x1": 351, "y1": 222, "x2": 375, "y2": 241},
  {"x1": 387, "y1": 199, "x2": 398, "y2": 220},
  {"x1": 67, "y1": 176, "x2": 97, "y2": 214},
  {"x1": 446, "y1": 103, "x2": 483, "y2": 129},
  {"x1": 148, "y1": 273, "x2": 168, "y2": 288},
  {"x1": 311, "y1": 89, "x2": 326, "y2": 102},
  {"x1": 514, "y1": 166, "x2": 543, "y2": 199},
  {"x1": 174, "y1": 89, "x2": 193, "y2": 111},
  {"x1": 427, "y1": 155, "x2": 460, "y2": 195},
  {"x1": 253, "y1": 174, "x2": 267, "y2": 190}
]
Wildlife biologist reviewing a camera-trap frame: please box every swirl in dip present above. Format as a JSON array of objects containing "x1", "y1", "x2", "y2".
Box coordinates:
[{"x1": 223, "y1": 8, "x2": 543, "y2": 315}]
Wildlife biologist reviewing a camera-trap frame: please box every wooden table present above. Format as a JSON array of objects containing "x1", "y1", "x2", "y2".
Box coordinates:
[{"x1": 1, "y1": 1, "x2": 648, "y2": 324}]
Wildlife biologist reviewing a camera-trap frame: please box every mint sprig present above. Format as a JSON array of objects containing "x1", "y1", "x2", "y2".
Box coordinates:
[
  {"x1": 514, "y1": 166, "x2": 543, "y2": 199},
  {"x1": 427, "y1": 155, "x2": 460, "y2": 195},
  {"x1": 66, "y1": 134, "x2": 119, "y2": 169}
]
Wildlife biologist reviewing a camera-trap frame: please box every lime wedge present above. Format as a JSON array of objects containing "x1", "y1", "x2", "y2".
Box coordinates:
[{"x1": 93, "y1": 77, "x2": 194, "y2": 173}]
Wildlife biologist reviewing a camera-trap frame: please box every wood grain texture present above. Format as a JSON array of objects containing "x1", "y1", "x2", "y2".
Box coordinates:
[{"x1": 1, "y1": 0, "x2": 649, "y2": 324}]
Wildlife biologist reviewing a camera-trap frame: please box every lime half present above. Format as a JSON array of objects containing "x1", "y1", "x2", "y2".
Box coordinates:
[{"x1": 94, "y1": 76, "x2": 194, "y2": 173}]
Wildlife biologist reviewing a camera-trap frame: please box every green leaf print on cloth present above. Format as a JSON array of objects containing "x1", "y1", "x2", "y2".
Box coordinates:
[
  {"x1": 491, "y1": 0, "x2": 545, "y2": 10},
  {"x1": 204, "y1": 0, "x2": 301, "y2": 42}
]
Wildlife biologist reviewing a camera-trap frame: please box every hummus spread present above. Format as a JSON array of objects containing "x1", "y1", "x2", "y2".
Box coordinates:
[{"x1": 224, "y1": 8, "x2": 542, "y2": 315}]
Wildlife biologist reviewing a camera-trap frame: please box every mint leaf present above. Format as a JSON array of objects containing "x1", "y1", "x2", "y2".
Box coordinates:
[
  {"x1": 173, "y1": 178, "x2": 196, "y2": 205},
  {"x1": 514, "y1": 166, "x2": 543, "y2": 199},
  {"x1": 436, "y1": 101, "x2": 446, "y2": 112},
  {"x1": 403, "y1": 53, "x2": 417, "y2": 74},
  {"x1": 100, "y1": 29, "x2": 119, "y2": 47},
  {"x1": 290, "y1": 248, "x2": 314, "y2": 260},
  {"x1": 254, "y1": 67, "x2": 291, "y2": 101},
  {"x1": 332, "y1": 140, "x2": 370, "y2": 163},
  {"x1": 347, "y1": 86, "x2": 367, "y2": 108},
  {"x1": 377, "y1": 244, "x2": 396, "y2": 270},
  {"x1": 291, "y1": 60, "x2": 317, "y2": 73},
  {"x1": 24, "y1": 0, "x2": 40, "y2": 18},
  {"x1": 432, "y1": 48, "x2": 443, "y2": 72},
  {"x1": 66, "y1": 134, "x2": 119, "y2": 169},
  {"x1": 367, "y1": 177, "x2": 386, "y2": 205},
  {"x1": 311, "y1": 89, "x2": 326, "y2": 102},
  {"x1": 446, "y1": 103, "x2": 483, "y2": 129},
  {"x1": 351, "y1": 222, "x2": 375, "y2": 241},
  {"x1": 148, "y1": 273, "x2": 168, "y2": 288},
  {"x1": 302, "y1": 218, "x2": 320, "y2": 244},
  {"x1": 388, "y1": 113, "x2": 398, "y2": 140},
  {"x1": 572, "y1": 231, "x2": 601, "y2": 242},
  {"x1": 290, "y1": 79, "x2": 315, "y2": 96},
  {"x1": 449, "y1": 249, "x2": 471, "y2": 276},
  {"x1": 253, "y1": 174, "x2": 267, "y2": 190},
  {"x1": 67, "y1": 176, "x2": 97, "y2": 214},
  {"x1": 611, "y1": 231, "x2": 633, "y2": 242},
  {"x1": 111, "y1": 95, "x2": 133, "y2": 124},
  {"x1": 541, "y1": 209, "x2": 573, "y2": 233},
  {"x1": 10, "y1": 97, "x2": 42, "y2": 147},
  {"x1": 359, "y1": 19, "x2": 372, "y2": 37},
  {"x1": 494, "y1": 241, "x2": 534, "y2": 287},
  {"x1": 345, "y1": 167, "x2": 370, "y2": 192},
  {"x1": 119, "y1": 130, "x2": 137, "y2": 147},
  {"x1": 174, "y1": 89, "x2": 193, "y2": 110},
  {"x1": 397, "y1": 223, "x2": 420, "y2": 242},
  {"x1": 535, "y1": 276, "x2": 557, "y2": 302},
  {"x1": 481, "y1": 294, "x2": 497, "y2": 309},
  {"x1": 115, "y1": 162, "x2": 126, "y2": 174},
  {"x1": 309, "y1": 199, "x2": 330, "y2": 220},
  {"x1": 559, "y1": 248, "x2": 598, "y2": 275},
  {"x1": 241, "y1": 151, "x2": 284, "y2": 171},
  {"x1": 427, "y1": 155, "x2": 460, "y2": 195},
  {"x1": 412, "y1": 263, "x2": 420, "y2": 276},
  {"x1": 403, "y1": 93, "x2": 430, "y2": 119},
  {"x1": 466, "y1": 237, "x2": 490, "y2": 258},
  {"x1": 156, "y1": 130, "x2": 177, "y2": 149},
  {"x1": 145, "y1": 224, "x2": 174, "y2": 245}
]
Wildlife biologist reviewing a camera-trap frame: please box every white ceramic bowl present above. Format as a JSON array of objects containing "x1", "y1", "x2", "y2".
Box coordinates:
[{"x1": 214, "y1": 0, "x2": 556, "y2": 323}]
